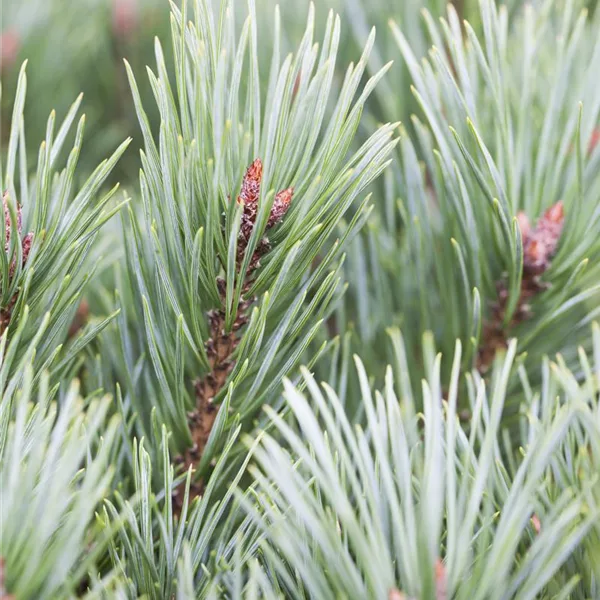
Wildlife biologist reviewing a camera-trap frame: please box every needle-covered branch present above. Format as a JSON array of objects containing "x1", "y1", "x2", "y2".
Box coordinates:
[
  {"x1": 1, "y1": 64, "x2": 130, "y2": 388},
  {"x1": 122, "y1": 0, "x2": 398, "y2": 494}
]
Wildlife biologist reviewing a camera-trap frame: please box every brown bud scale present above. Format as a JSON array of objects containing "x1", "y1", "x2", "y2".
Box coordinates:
[{"x1": 2, "y1": 191, "x2": 33, "y2": 335}]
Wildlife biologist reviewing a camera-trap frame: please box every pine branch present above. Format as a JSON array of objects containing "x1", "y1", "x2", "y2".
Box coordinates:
[
  {"x1": 242, "y1": 326, "x2": 600, "y2": 598},
  {"x1": 339, "y1": 0, "x2": 600, "y2": 397},
  {"x1": 1, "y1": 191, "x2": 33, "y2": 335},
  {"x1": 179, "y1": 158, "x2": 294, "y2": 501},
  {"x1": 122, "y1": 0, "x2": 398, "y2": 492},
  {"x1": 0, "y1": 368, "x2": 120, "y2": 599},
  {"x1": 1, "y1": 63, "x2": 130, "y2": 388},
  {"x1": 4, "y1": 1, "x2": 600, "y2": 597}
]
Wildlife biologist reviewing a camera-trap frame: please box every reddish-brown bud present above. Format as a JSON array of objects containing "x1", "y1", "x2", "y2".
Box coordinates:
[
  {"x1": 235, "y1": 160, "x2": 293, "y2": 271},
  {"x1": 435, "y1": 558, "x2": 447, "y2": 600},
  {"x1": 544, "y1": 200, "x2": 564, "y2": 225},
  {"x1": 0, "y1": 30, "x2": 20, "y2": 74},
  {"x1": 267, "y1": 187, "x2": 293, "y2": 229},
  {"x1": 112, "y1": 0, "x2": 139, "y2": 40},
  {"x1": 589, "y1": 128, "x2": 600, "y2": 155},
  {"x1": 522, "y1": 201, "x2": 564, "y2": 274},
  {"x1": 238, "y1": 159, "x2": 263, "y2": 242},
  {"x1": 526, "y1": 238, "x2": 544, "y2": 262},
  {"x1": 479, "y1": 202, "x2": 564, "y2": 371},
  {"x1": 3, "y1": 192, "x2": 33, "y2": 278},
  {"x1": 22, "y1": 232, "x2": 32, "y2": 255},
  {"x1": 238, "y1": 158, "x2": 263, "y2": 210}
]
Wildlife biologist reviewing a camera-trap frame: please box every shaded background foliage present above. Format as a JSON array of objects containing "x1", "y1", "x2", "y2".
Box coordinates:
[{"x1": 1, "y1": 0, "x2": 170, "y2": 181}]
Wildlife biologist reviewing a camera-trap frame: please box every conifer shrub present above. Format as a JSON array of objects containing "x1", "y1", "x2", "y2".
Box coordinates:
[{"x1": 1, "y1": 0, "x2": 599, "y2": 598}]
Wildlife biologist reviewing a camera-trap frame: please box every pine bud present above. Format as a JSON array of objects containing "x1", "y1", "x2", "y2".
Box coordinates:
[
  {"x1": 239, "y1": 158, "x2": 263, "y2": 208},
  {"x1": 588, "y1": 128, "x2": 600, "y2": 155},
  {"x1": 267, "y1": 187, "x2": 293, "y2": 229},
  {"x1": 544, "y1": 200, "x2": 564, "y2": 225},
  {"x1": 238, "y1": 158, "x2": 263, "y2": 242},
  {"x1": 235, "y1": 159, "x2": 293, "y2": 257},
  {"x1": 523, "y1": 201, "x2": 564, "y2": 274},
  {"x1": 112, "y1": 0, "x2": 139, "y2": 40},
  {"x1": 435, "y1": 558, "x2": 447, "y2": 600},
  {"x1": 0, "y1": 30, "x2": 19, "y2": 74},
  {"x1": 3, "y1": 191, "x2": 33, "y2": 277}
]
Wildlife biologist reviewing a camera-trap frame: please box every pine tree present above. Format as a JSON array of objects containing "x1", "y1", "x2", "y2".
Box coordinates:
[{"x1": 1, "y1": 0, "x2": 600, "y2": 598}]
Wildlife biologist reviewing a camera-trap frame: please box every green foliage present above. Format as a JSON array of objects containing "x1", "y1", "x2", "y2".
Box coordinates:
[
  {"x1": 1, "y1": 64, "x2": 129, "y2": 387},
  {"x1": 99, "y1": 425, "x2": 257, "y2": 599},
  {"x1": 342, "y1": 0, "x2": 600, "y2": 388},
  {"x1": 0, "y1": 0, "x2": 169, "y2": 178},
  {"x1": 1, "y1": 0, "x2": 600, "y2": 598},
  {"x1": 0, "y1": 367, "x2": 120, "y2": 599},
  {"x1": 121, "y1": 0, "x2": 397, "y2": 459},
  {"x1": 246, "y1": 328, "x2": 600, "y2": 598}
]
